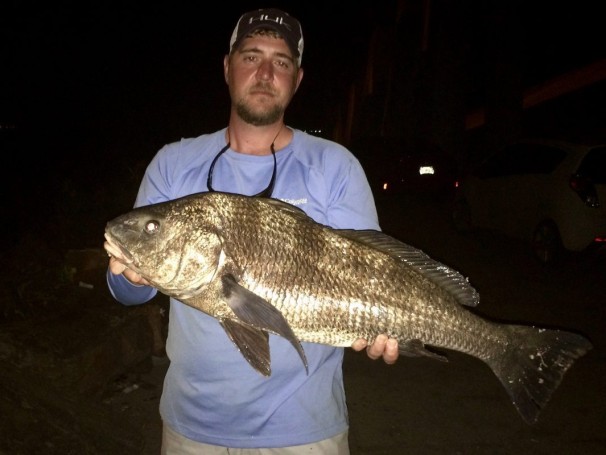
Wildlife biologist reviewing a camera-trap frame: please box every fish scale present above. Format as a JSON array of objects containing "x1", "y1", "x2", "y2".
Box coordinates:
[{"x1": 105, "y1": 190, "x2": 592, "y2": 424}]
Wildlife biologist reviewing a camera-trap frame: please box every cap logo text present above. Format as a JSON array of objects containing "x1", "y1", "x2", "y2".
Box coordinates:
[{"x1": 247, "y1": 14, "x2": 293, "y2": 32}]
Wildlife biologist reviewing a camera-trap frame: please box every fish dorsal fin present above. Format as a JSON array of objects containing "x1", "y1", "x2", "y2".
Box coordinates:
[
  {"x1": 337, "y1": 229, "x2": 480, "y2": 307},
  {"x1": 262, "y1": 197, "x2": 316, "y2": 222},
  {"x1": 260, "y1": 197, "x2": 480, "y2": 307}
]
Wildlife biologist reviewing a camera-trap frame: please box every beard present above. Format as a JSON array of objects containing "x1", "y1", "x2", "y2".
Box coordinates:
[{"x1": 234, "y1": 89, "x2": 287, "y2": 126}]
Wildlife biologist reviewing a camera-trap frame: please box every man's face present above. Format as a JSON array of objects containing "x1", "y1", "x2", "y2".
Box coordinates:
[{"x1": 224, "y1": 34, "x2": 303, "y2": 126}]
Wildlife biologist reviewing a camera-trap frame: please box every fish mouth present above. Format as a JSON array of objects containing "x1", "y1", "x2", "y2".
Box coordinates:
[
  {"x1": 103, "y1": 233, "x2": 134, "y2": 265},
  {"x1": 103, "y1": 232, "x2": 165, "y2": 288}
]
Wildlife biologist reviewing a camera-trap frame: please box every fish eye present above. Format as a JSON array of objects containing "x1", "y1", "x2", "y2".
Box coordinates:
[{"x1": 144, "y1": 219, "x2": 161, "y2": 235}]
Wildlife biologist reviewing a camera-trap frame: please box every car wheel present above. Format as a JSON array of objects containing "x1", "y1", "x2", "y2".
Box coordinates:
[
  {"x1": 532, "y1": 220, "x2": 562, "y2": 264},
  {"x1": 452, "y1": 197, "x2": 472, "y2": 232}
]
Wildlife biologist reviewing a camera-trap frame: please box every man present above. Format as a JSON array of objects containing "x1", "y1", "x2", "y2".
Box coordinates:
[{"x1": 105, "y1": 8, "x2": 399, "y2": 454}]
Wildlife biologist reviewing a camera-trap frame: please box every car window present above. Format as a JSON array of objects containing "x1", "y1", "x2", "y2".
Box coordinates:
[
  {"x1": 577, "y1": 147, "x2": 606, "y2": 184},
  {"x1": 476, "y1": 143, "x2": 566, "y2": 178}
]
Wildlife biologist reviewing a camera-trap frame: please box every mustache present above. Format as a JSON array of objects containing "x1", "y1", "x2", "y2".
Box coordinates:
[{"x1": 249, "y1": 83, "x2": 277, "y2": 95}]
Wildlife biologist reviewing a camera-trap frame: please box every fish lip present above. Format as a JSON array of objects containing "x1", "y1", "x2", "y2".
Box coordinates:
[{"x1": 103, "y1": 233, "x2": 134, "y2": 264}]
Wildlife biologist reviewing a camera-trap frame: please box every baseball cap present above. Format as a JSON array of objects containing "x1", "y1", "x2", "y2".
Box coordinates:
[{"x1": 229, "y1": 8, "x2": 304, "y2": 66}]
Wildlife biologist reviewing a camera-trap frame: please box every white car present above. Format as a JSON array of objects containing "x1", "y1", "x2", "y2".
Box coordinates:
[{"x1": 452, "y1": 138, "x2": 606, "y2": 263}]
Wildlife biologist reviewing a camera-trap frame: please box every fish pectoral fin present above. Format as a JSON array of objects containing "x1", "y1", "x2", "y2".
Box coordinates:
[
  {"x1": 399, "y1": 339, "x2": 449, "y2": 362},
  {"x1": 221, "y1": 274, "x2": 309, "y2": 374},
  {"x1": 221, "y1": 319, "x2": 271, "y2": 376}
]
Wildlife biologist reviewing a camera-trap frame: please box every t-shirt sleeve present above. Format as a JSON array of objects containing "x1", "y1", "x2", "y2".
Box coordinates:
[{"x1": 324, "y1": 148, "x2": 381, "y2": 231}]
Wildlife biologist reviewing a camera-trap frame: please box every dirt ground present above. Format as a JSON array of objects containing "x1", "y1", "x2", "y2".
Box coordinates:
[{"x1": 1, "y1": 195, "x2": 605, "y2": 454}]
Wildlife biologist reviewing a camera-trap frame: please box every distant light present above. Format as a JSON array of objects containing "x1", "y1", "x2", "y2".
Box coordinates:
[
  {"x1": 304, "y1": 128, "x2": 323, "y2": 135},
  {"x1": 382, "y1": 182, "x2": 389, "y2": 191},
  {"x1": 419, "y1": 165, "x2": 435, "y2": 175}
]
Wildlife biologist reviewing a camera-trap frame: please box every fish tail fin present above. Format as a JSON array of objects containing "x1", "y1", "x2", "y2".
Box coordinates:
[{"x1": 487, "y1": 325, "x2": 592, "y2": 424}]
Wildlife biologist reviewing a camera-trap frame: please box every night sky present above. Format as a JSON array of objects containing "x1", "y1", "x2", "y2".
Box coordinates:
[
  {"x1": 4, "y1": 2, "x2": 604, "y2": 154},
  {"x1": 3, "y1": 1, "x2": 382, "y2": 247},
  {"x1": 2, "y1": 1, "x2": 604, "y2": 248},
  {"x1": 4, "y1": 2, "x2": 376, "y2": 152}
]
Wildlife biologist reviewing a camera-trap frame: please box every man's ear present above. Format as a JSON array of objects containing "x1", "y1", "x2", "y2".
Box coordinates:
[
  {"x1": 223, "y1": 55, "x2": 230, "y2": 84},
  {"x1": 294, "y1": 67, "x2": 304, "y2": 93}
]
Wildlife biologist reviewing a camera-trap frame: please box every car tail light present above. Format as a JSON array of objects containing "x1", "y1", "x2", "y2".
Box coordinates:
[{"x1": 569, "y1": 174, "x2": 600, "y2": 208}]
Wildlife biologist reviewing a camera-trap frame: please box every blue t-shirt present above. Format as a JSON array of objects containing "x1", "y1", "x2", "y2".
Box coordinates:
[{"x1": 107, "y1": 127, "x2": 380, "y2": 448}]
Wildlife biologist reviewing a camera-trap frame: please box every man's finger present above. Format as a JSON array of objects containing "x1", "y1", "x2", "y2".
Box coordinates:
[
  {"x1": 366, "y1": 334, "x2": 388, "y2": 360},
  {"x1": 351, "y1": 339, "x2": 368, "y2": 352},
  {"x1": 383, "y1": 338, "x2": 399, "y2": 364}
]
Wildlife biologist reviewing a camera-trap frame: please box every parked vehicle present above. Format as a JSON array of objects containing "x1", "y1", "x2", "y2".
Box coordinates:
[{"x1": 452, "y1": 138, "x2": 606, "y2": 263}]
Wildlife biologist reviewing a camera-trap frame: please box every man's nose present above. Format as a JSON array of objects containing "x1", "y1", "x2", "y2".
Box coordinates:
[{"x1": 256, "y1": 60, "x2": 274, "y2": 80}]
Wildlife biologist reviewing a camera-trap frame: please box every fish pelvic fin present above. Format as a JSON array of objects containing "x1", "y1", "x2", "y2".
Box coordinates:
[
  {"x1": 221, "y1": 274, "x2": 309, "y2": 375},
  {"x1": 221, "y1": 319, "x2": 271, "y2": 376},
  {"x1": 487, "y1": 325, "x2": 592, "y2": 424}
]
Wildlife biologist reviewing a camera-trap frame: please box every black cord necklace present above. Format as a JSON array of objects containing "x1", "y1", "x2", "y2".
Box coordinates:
[{"x1": 206, "y1": 129, "x2": 279, "y2": 198}]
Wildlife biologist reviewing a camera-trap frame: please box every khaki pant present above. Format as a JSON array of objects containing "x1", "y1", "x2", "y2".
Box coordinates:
[{"x1": 161, "y1": 423, "x2": 350, "y2": 454}]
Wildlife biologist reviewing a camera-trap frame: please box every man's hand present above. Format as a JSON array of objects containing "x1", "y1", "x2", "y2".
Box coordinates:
[{"x1": 352, "y1": 335, "x2": 399, "y2": 364}]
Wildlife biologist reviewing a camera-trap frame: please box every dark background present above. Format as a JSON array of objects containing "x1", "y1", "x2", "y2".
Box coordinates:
[{"x1": 2, "y1": 0, "x2": 605, "y2": 250}]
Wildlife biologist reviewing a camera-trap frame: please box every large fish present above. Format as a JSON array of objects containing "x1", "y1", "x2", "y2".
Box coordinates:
[{"x1": 104, "y1": 191, "x2": 592, "y2": 424}]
